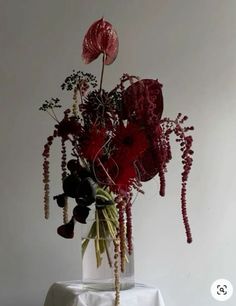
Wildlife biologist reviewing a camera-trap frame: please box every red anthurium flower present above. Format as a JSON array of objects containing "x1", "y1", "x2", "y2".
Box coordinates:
[
  {"x1": 122, "y1": 79, "x2": 163, "y2": 125},
  {"x1": 82, "y1": 18, "x2": 119, "y2": 65},
  {"x1": 136, "y1": 146, "x2": 160, "y2": 182},
  {"x1": 136, "y1": 124, "x2": 163, "y2": 181}
]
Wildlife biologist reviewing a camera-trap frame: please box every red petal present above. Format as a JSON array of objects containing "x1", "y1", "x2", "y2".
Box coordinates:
[
  {"x1": 57, "y1": 218, "x2": 75, "y2": 239},
  {"x1": 136, "y1": 146, "x2": 160, "y2": 182},
  {"x1": 82, "y1": 18, "x2": 119, "y2": 65},
  {"x1": 122, "y1": 79, "x2": 163, "y2": 125}
]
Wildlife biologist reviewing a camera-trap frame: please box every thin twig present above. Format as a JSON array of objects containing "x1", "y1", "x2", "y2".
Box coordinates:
[
  {"x1": 46, "y1": 110, "x2": 59, "y2": 122},
  {"x1": 51, "y1": 108, "x2": 59, "y2": 122}
]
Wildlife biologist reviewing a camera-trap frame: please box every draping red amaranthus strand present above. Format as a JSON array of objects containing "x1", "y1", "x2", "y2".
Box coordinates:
[
  {"x1": 43, "y1": 158, "x2": 50, "y2": 219},
  {"x1": 132, "y1": 177, "x2": 144, "y2": 194},
  {"x1": 116, "y1": 196, "x2": 126, "y2": 273},
  {"x1": 176, "y1": 116, "x2": 193, "y2": 243},
  {"x1": 180, "y1": 134, "x2": 193, "y2": 243},
  {"x1": 61, "y1": 139, "x2": 67, "y2": 180},
  {"x1": 161, "y1": 114, "x2": 194, "y2": 243},
  {"x1": 61, "y1": 138, "x2": 68, "y2": 224},
  {"x1": 156, "y1": 138, "x2": 166, "y2": 197},
  {"x1": 125, "y1": 196, "x2": 133, "y2": 255},
  {"x1": 114, "y1": 236, "x2": 120, "y2": 306},
  {"x1": 143, "y1": 126, "x2": 167, "y2": 198},
  {"x1": 42, "y1": 133, "x2": 57, "y2": 219}
]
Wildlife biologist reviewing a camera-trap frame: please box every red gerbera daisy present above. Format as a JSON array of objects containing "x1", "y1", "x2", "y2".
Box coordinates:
[
  {"x1": 114, "y1": 163, "x2": 136, "y2": 189},
  {"x1": 81, "y1": 126, "x2": 106, "y2": 161},
  {"x1": 113, "y1": 123, "x2": 148, "y2": 163}
]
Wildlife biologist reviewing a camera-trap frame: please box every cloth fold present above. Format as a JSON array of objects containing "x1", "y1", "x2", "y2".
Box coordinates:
[{"x1": 44, "y1": 281, "x2": 165, "y2": 306}]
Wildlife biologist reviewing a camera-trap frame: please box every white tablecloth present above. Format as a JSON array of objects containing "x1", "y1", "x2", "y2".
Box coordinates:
[{"x1": 44, "y1": 281, "x2": 165, "y2": 306}]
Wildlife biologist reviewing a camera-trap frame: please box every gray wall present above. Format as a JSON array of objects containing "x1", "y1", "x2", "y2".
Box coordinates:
[{"x1": 1, "y1": 1, "x2": 236, "y2": 305}]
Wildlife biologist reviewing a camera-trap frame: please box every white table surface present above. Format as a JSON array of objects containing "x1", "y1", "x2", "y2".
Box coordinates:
[{"x1": 44, "y1": 281, "x2": 166, "y2": 306}]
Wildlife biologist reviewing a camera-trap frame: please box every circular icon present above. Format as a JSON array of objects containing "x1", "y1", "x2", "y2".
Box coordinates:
[{"x1": 211, "y1": 279, "x2": 233, "y2": 301}]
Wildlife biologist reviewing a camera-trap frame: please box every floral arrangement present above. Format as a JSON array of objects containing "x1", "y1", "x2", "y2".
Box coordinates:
[{"x1": 40, "y1": 18, "x2": 194, "y2": 305}]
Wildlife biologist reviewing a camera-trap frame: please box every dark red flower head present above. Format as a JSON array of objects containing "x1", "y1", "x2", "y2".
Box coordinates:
[
  {"x1": 56, "y1": 117, "x2": 81, "y2": 139},
  {"x1": 113, "y1": 163, "x2": 137, "y2": 191},
  {"x1": 113, "y1": 123, "x2": 148, "y2": 162},
  {"x1": 122, "y1": 79, "x2": 163, "y2": 126},
  {"x1": 82, "y1": 18, "x2": 119, "y2": 65},
  {"x1": 57, "y1": 217, "x2": 75, "y2": 239},
  {"x1": 81, "y1": 126, "x2": 106, "y2": 161}
]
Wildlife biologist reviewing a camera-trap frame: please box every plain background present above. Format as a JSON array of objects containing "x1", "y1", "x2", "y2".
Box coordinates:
[{"x1": 1, "y1": 0, "x2": 236, "y2": 305}]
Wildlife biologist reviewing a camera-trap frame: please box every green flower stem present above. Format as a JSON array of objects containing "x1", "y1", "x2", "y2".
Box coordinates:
[
  {"x1": 82, "y1": 205, "x2": 119, "y2": 268},
  {"x1": 96, "y1": 188, "x2": 114, "y2": 201},
  {"x1": 82, "y1": 222, "x2": 96, "y2": 257},
  {"x1": 99, "y1": 52, "x2": 105, "y2": 93},
  {"x1": 100, "y1": 220, "x2": 112, "y2": 268},
  {"x1": 95, "y1": 209, "x2": 102, "y2": 268},
  {"x1": 82, "y1": 187, "x2": 125, "y2": 269}
]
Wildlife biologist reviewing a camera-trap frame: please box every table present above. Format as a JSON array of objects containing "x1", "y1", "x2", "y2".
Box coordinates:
[{"x1": 44, "y1": 281, "x2": 166, "y2": 306}]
